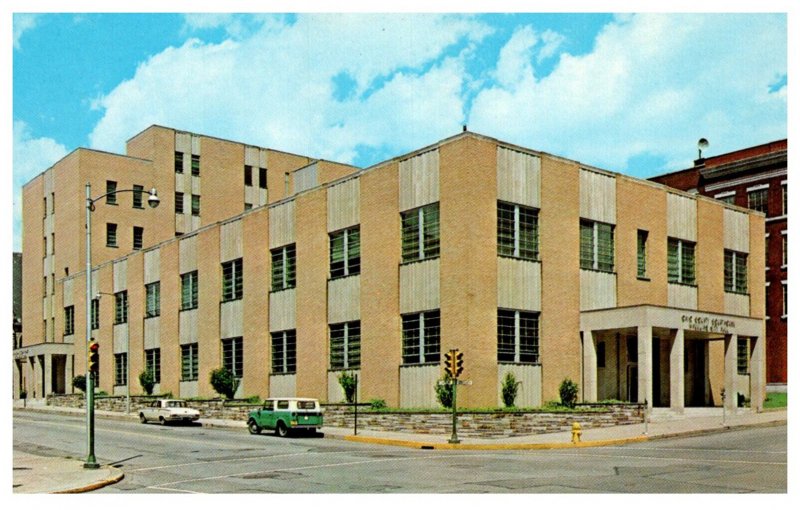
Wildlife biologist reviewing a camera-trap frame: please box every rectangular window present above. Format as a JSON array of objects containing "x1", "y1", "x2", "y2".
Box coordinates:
[
  {"x1": 43, "y1": 196, "x2": 47, "y2": 217},
  {"x1": 145, "y1": 348, "x2": 161, "y2": 383},
  {"x1": 330, "y1": 321, "x2": 361, "y2": 370},
  {"x1": 724, "y1": 250, "x2": 748, "y2": 294},
  {"x1": 401, "y1": 310, "x2": 441, "y2": 364},
  {"x1": 222, "y1": 258, "x2": 244, "y2": 301},
  {"x1": 51, "y1": 233, "x2": 55, "y2": 255},
  {"x1": 271, "y1": 244, "x2": 296, "y2": 291},
  {"x1": 114, "y1": 290, "x2": 128, "y2": 324},
  {"x1": 244, "y1": 203, "x2": 253, "y2": 211},
  {"x1": 259, "y1": 167, "x2": 267, "y2": 189},
  {"x1": 114, "y1": 353, "x2": 128, "y2": 386},
  {"x1": 783, "y1": 283, "x2": 788, "y2": 318},
  {"x1": 106, "y1": 223, "x2": 118, "y2": 247},
  {"x1": 64, "y1": 305, "x2": 74, "y2": 336},
  {"x1": 91, "y1": 298, "x2": 100, "y2": 330},
  {"x1": 580, "y1": 220, "x2": 615, "y2": 272},
  {"x1": 181, "y1": 271, "x2": 199, "y2": 310},
  {"x1": 737, "y1": 338, "x2": 749, "y2": 375},
  {"x1": 191, "y1": 154, "x2": 200, "y2": 176},
  {"x1": 133, "y1": 226, "x2": 144, "y2": 250},
  {"x1": 191, "y1": 194, "x2": 200, "y2": 216},
  {"x1": 668, "y1": 238, "x2": 696, "y2": 285},
  {"x1": 133, "y1": 184, "x2": 144, "y2": 209},
  {"x1": 244, "y1": 165, "x2": 253, "y2": 186},
  {"x1": 747, "y1": 188, "x2": 768, "y2": 214},
  {"x1": 719, "y1": 195, "x2": 736, "y2": 205},
  {"x1": 106, "y1": 180, "x2": 117, "y2": 205},
  {"x1": 330, "y1": 227, "x2": 361, "y2": 279},
  {"x1": 181, "y1": 343, "x2": 199, "y2": 381},
  {"x1": 175, "y1": 192, "x2": 184, "y2": 214},
  {"x1": 497, "y1": 201, "x2": 539, "y2": 260},
  {"x1": 175, "y1": 151, "x2": 184, "y2": 173},
  {"x1": 145, "y1": 282, "x2": 160, "y2": 318},
  {"x1": 782, "y1": 184, "x2": 787, "y2": 216},
  {"x1": 782, "y1": 234, "x2": 787, "y2": 267},
  {"x1": 497, "y1": 309, "x2": 540, "y2": 363},
  {"x1": 271, "y1": 330, "x2": 297, "y2": 374},
  {"x1": 222, "y1": 337, "x2": 244, "y2": 378},
  {"x1": 637, "y1": 230, "x2": 648, "y2": 279},
  {"x1": 401, "y1": 203, "x2": 440, "y2": 263}
]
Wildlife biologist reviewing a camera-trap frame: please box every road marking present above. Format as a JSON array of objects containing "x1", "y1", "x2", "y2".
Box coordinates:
[
  {"x1": 129, "y1": 449, "x2": 370, "y2": 473},
  {"x1": 608, "y1": 446, "x2": 787, "y2": 455},
  {"x1": 537, "y1": 450, "x2": 787, "y2": 466}
]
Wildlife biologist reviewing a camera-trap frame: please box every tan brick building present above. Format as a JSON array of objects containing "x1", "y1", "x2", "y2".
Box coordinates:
[{"x1": 14, "y1": 127, "x2": 767, "y2": 412}]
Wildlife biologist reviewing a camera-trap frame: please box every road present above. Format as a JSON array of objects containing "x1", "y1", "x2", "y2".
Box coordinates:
[{"x1": 14, "y1": 409, "x2": 786, "y2": 493}]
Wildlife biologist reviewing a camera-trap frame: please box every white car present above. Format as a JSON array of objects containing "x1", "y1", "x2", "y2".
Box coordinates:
[{"x1": 139, "y1": 399, "x2": 201, "y2": 425}]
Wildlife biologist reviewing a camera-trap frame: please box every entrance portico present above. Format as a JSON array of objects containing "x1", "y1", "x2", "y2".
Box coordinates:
[{"x1": 580, "y1": 305, "x2": 764, "y2": 412}]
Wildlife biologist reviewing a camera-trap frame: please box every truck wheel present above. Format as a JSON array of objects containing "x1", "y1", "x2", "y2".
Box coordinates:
[
  {"x1": 248, "y1": 419, "x2": 262, "y2": 435},
  {"x1": 276, "y1": 421, "x2": 289, "y2": 437},
  {"x1": 159, "y1": 416, "x2": 166, "y2": 425},
  {"x1": 139, "y1": 413, "x2": 147, "y2": 424}
]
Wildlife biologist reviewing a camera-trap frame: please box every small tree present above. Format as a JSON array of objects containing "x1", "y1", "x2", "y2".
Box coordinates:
[
  {"x1": 139, "y1": 370, "x2": 156, "y2": 396},
  {"x1": 210, "y1": 367, "x2": 239, "y2": 399},
  {"x1": 501, "y1": 372, "x2": 521, "y2": 408},
  {"x1": 72, "y1": 375, "x2": 86, "y2": 393},
  {"x1": 338, "y1": 371, "x2": 357, "y2": 403},
  {"x1": 435, "y1": 375, "x2": 454, "y2": 409},
  {"x1": 559, "y1": 377, "x2": 579, "y2": 408}
]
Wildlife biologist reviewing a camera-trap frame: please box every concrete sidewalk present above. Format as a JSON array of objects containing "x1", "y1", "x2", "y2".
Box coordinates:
[{"x1": 12, "y1": 400, "x2": 787, "y2": 493}]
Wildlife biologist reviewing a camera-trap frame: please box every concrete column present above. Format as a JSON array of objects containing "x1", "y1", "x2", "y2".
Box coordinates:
[
  {"x1": 65, "y1": 355, "x2": 74, "y2": 394},
  {"x1": 582, "y1": 331, "x2": 598, "y2": 402},
  {"x1": 44, "y1": 354, "x2": 53, "y2": 396},
  {"x1": 749, "y1": 335, "x2": 765, "y2": 412},
  {"x1": 669, "y1": 329, "x2": 685, "y2": 412},
  {"x1": 637, "y1": 325, "x2": 653, "y2": 408},
  {"x1": 723, "y1": 334, "x2": 737, "y2": 412}
]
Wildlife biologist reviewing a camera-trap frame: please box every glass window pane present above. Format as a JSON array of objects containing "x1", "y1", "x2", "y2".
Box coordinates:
[
  {"x1": 347, "y1": 228, "x2": 361, "y2": 275},
  {"x1": 668, "y1": 238, "x2": 680, "y2": 283},
  {"x1": 497, "y1": 202, "x2": 516, "y2": 257},
  {"x1": 422, "y1": 204, "x2": 440, "y2": 259},
  {"x1": 401, "y1": 210, "x2": 420, "y2": 262},
  {"x1": 580, "y1": 221, "x2": 594, "y2": 270}
]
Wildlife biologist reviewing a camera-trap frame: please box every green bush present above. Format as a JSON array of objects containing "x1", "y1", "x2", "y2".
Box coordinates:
[
  {"x1": 209, "y1": 367, "x2": 239, "y2": 399},
  {"x1": 19, "y1": 389, "x2": 27, "y2": 399},
  {"x1": 501, "y1": 372, "x2": 521, "y2": 408},
  {"x1": 369, "y1": 398, "x2": 387, "y2": 410},
  {"x1": 139, "y1": 370, "x2": 156, "y2": 396},
  {"x1": 559, "y1": 378, "x2": 579, "y2": 408},
  {"x1": 435, "y1": 375, "x2": 454, "y2": 409},
  {"x1": 72, "y1": 375, "x2": 86, "y2": 393},
  {"x1": 338, "y1": 371, "x2": 357, "y2": 403}
]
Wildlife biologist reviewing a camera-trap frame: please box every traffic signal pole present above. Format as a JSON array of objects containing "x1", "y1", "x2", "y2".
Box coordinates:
[
  {"x1": 449, "y1": 378, "x2": 460, "y2": 444},
  {"x1": 84, "y1": 183, "x2": 99, "y2": 469}
]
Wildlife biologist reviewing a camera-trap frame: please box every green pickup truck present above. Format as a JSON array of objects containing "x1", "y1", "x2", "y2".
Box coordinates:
[{"x1": 247, "y1": 398, "x2": 323, "y2": 437}]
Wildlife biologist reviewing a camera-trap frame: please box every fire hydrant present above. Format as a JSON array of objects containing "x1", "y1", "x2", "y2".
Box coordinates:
[{"x1": 571, "y1": 422, "x2": 582, "y2": 443}]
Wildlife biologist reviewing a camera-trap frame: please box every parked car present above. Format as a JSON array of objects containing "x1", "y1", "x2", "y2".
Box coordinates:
[
  {"x1": 247, "y1": 398, "x2": 323, "y2": 437},
  {"x1": 139, "y1": 399, "x2": 201, "y2": 425}
]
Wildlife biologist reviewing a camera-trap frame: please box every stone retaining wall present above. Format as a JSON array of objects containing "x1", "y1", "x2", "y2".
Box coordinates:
[{"x1": 46, "y1": 394, "x2": 643, "y2": 438}]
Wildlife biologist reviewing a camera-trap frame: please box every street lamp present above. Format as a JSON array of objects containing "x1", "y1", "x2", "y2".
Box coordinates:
[{"x1": 84, "y1": 183, "x2": 159, "y2": 469}]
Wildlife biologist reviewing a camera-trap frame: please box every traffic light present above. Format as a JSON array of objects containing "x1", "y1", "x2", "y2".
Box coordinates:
[
  {"x1": 88, "y1": 341, "x2": 99, "y2": 375},
  {"x1": 444, "y1": 350, "x2": 454, "y2": 378},
  {"x1": 454, "y1": 351, "x2": 464, "y2": 378}
]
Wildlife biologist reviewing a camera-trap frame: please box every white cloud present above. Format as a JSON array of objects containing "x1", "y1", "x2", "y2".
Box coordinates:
[{"x1": 13, "y1": 14, "x2": 40, "y2": 50}]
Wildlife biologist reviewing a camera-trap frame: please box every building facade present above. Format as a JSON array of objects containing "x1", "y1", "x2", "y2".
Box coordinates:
[
  {"x1": 15, "y1": 128, "x2": 767, "y2": 411},
  {"x1": 650, "y1": 140, "x2": 787, "y2": 387}
]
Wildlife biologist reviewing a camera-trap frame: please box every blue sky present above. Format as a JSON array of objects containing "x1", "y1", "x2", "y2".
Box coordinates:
[{"x1": 8, "y1": 9, "x2": 790, "y2": 251}]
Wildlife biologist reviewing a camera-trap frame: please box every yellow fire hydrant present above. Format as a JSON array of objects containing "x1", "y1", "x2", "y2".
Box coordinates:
[{"x1": 571, "y1": 422, "x2": 582, "y2": 444}]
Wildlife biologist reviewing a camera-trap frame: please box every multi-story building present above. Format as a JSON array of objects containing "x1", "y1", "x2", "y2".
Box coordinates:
[
  {"x1": 15, "y1": 127, "x2": 767, "y2": 412},
  {"x1": 650, "y1": 140, "x2": 787, "y2": 389}
]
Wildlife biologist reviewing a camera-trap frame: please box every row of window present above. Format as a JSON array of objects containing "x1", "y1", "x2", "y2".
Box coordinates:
[
  {"x1": 174, "y1": 152, "x2": 200, "y2": 176},
  {"x1": 105, "y1": 181, "x2": 148, "y2": 209},
  {"x1": 244, "y1": 165, "x2": 268, "y2": 189},
  {"x1": 716, "y1": 183, "x2": 787, "y2": 218},
  {"x1": 106, "y1": 224, "x2": 145, "y2": 250},
  {"x1": 175, "y1": 192, "x2": 201, "y2": 216}
]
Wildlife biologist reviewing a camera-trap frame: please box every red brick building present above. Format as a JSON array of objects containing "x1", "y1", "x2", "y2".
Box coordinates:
[{"x1": 651, "y1": 140, "x2": 787, "y2": 387}]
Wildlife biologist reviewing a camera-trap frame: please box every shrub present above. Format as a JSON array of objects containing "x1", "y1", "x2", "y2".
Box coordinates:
[
  {"x1": 72, "y1": 375, "x2": 86, "y2": 393},
  {"x1": 338, "y1": 372, "x2": 357, "y2": 403},
  {"x1": 435, "y1": 375, "x2": 454, "y2": 409},
  {"x1": 139, "y1": 370, "x2": 156, "y2": 396},
  {"x1": 501, "y1": 372, "x2": 521, "y2": 408},
  {"x1": 369, "y1": 398, "x2": 387, "y2": 410},
  {"x1": 19, "y1": 389, "x2": 27, "y2": 399},
  {"x1": 559, "y1": 378, "x2": 579, "y2": 408},
  {"x1": 209, "y1": 367, "x2": 239, "y2": 399}
]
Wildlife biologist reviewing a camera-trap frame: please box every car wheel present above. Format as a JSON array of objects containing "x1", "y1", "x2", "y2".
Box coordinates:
[
  {"x1": 276, "y1": 421, "x2": 289, "y2": 437},
  {"x1": 247, "y1": 419, "x2": 262, "y2": 435},
  {"x1": 159, "y1": 416, "x2": 166, "y2": 425},
  {"x1": 139, "y1": 413, "x2": 147, "y2": 424}
]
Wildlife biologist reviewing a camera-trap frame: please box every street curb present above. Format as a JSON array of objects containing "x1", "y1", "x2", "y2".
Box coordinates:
[
  {"x1": 52, "y1": 469, "x2": 125, "y2": 494},
  {"x1": 333, "y1": 433, "x2": 651, "y2": 450}
]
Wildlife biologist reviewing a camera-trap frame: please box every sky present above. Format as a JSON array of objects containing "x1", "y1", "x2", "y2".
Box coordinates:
[{"x1": 6, "y1": 5, "x2": 792, "y2": 252}]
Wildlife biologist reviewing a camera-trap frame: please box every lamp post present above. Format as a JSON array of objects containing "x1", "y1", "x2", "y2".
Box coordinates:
[{"x1": 84, "y1": 183, "x2": 159, "y2": 469}]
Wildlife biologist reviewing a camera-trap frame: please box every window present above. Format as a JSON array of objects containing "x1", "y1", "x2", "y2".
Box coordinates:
[
  {"x1": 222, "y1": 337, "x2": 244, "y2": 378},
  {"x1": 133, "y1": 185, "x2": 144, "y2": 209},
  {"x1": 747, "y1": 188, "x2": 768, "y2": 214},
  {"x1": 222, "y1": 258, "x2": 243, "y2": 301},
  {"x1": 497, "y1": 309, "x2": 540, "y2": 363},
  {"x1": 597, "y1": 341, "x2": 606, "y2": 368},
  {"x1": 330, "y1": 321, "x2": 361, "y2": 370},
  {"x1": 244, "y1": 165, "x2": 253, "y2": 186},
  {"x1": 191, "y1": 194, "x2": 200, "y2": 216},
  {"x1": 401, "y1": 203, "x2": 440, "y2": 263},
  {"x1": 782, "y1": 234, "x2": 787, "y2": 267},
  {"x1": 133, "y1": 226, "x2": 144, "y2": 250},
  {"x1": 175, "y1": 151, "x2": 184, "y2": 173},
  {"x1": 402, "y1": 310, "x2": 440, "y2": 364},
  {"x1": 271, "y1": 244, "x2": 296, "y2": 291},
  {"x1": 191, "y1": 154, "x2": 200, "y2": 176},
  {"x1": 271, "y1": 330, "x2": 297, "y2": 374},
  {"x1": 783, "y1": 283, "x2": 788, "y2": 318},
  {"x1": 114, "y1": 353, "x2": 128, "y2": 386},
  {"x1": 51, "y1": 192, "x2": 55, "y2": 214},
  {"x1": 181, "y1": 271, "x2": 199, "y2": 310},
  {"x1": 724, "y1": 250, "x2": 748, "y2": 294},
  {"x1": 330, "y1": 227, "x2": 361, "y2": 278},
  {"x1": 782, "y1": 184, "x2": 787, "y2": 216},
  {"x1": 51, "y1": 233, "x2": 55, "y2": 255},
  {"x1": 106, "y1": 223, "x2": 118, "y2": 247},
  {"x1": 497, "y1": 202, "x2": 539, "y2": 260},
  {"x1": 244, "y1": 203, "x2": 253, "y2": 211},
  {"x1": 145, "y1": 348, "x2": 161, "y2": 383},
  {"x1": 91, "y1": 298, "x2": 100, "y2": 330},
  {"x1": 719, "y1": 195, "x2": 736, "y2": 205},
  {"x1": 737, "y1": 338, "x2": 749, "y2": 375},
  {"x1": 175, "y1": 192, "x2": 184, "y2": 214},
  {"x1": 64, "y1": 306, "x2": 74, "y2": 336},
  {"x1": 43, "y1": 236, "x2": 47, "y2": 258},
  {"x1": 145, "y1": 282, "x2": 160, "y2": 318},
  {"x1": 181, "y1": 343, "x2": 199, "y2": 381},
  {"x1": 668, "y1": 238, "x2": 696, "y2": 285},
  {"x1": 106, "y1": 180, "x2": 117, "y2": 205},
  {"x1": 259, "y1": 167, "x2": 267, "y2": 189},
  {"x1": 637, "y1": 230, "x2": 648, "y2": 279},
  {"x1": 580, "y1": 220, "x2": 615, "y2": 272},
  {"x1": 43, "y1": 196, "x2": 47, "y2": 217},
  {"x1": 114, "y1": 291, "x2": 128, "y2": 324}
]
